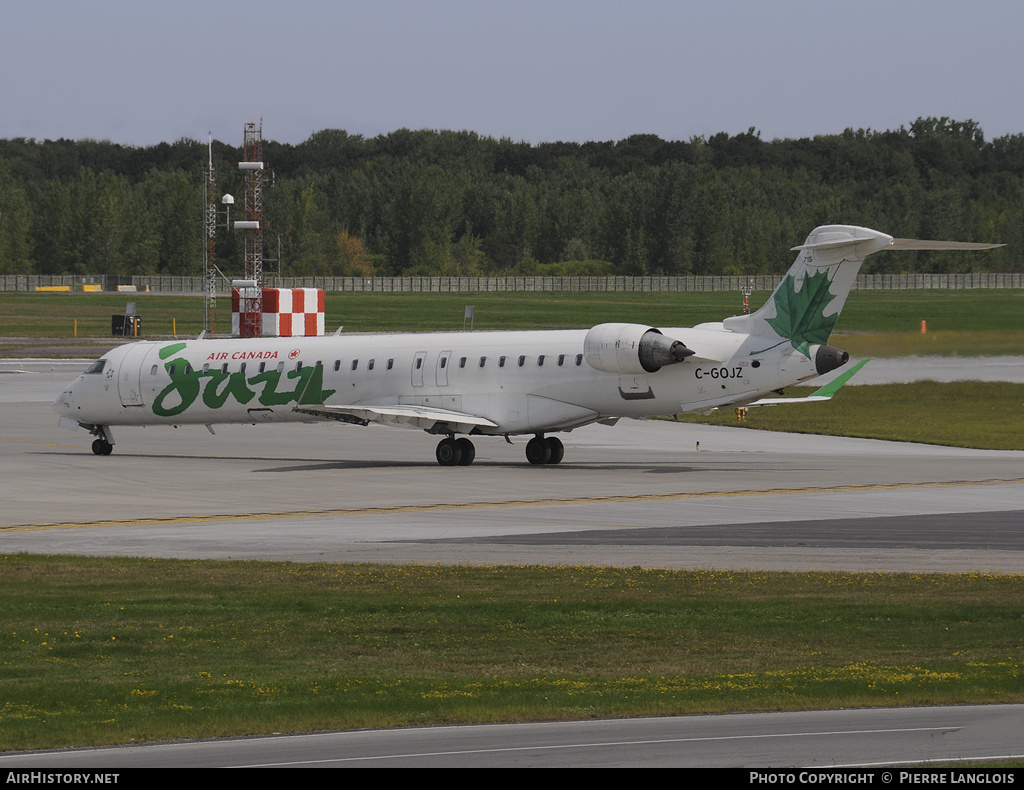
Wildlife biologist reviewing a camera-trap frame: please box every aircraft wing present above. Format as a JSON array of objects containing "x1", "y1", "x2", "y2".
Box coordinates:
[
  {"x1": 744, "y1": 359, "x2": 868, "y2": 406},
  {"x1": 292, "y1": 403, "x2": 499, "y2": 433}
]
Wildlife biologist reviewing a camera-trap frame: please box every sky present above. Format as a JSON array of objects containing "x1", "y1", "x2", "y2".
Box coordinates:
[{"x1": 2, "y1": 0, "x2": 1020, "y2": 148}]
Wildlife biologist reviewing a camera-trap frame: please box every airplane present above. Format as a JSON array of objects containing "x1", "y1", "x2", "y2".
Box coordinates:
[{"x1": 52, "y1": 225, "x2": 1000, "y2": 466}]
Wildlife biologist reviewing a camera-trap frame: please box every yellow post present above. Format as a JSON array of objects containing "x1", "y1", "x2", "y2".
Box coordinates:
[
  {"x1": 73, "y1": 319, "x2": 78, "y2": 338},
  {"x1": 173, "y1": 318, "x2": 177, "y2": 338}
]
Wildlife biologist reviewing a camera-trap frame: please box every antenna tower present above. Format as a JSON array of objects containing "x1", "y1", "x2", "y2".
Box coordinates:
[
  {"x1": 203, "y1": 135, "x2": 217, "y2": 335},
  {"x1": 239, "y1": 120, "x2": 264, "y2": 337}
]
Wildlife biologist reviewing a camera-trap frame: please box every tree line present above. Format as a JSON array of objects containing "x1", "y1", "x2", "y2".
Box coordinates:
[{"x1": 1, "y1": 117, "x2": 1022, "y2": 279}]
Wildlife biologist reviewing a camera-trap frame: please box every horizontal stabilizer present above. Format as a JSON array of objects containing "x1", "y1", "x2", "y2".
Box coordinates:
[
  {"x1": 889, "y1": 239, "x2": 1004, "y2": 251},
  {"x1": 791, "y1": 237, "x2": 1003, "y2": 253}
]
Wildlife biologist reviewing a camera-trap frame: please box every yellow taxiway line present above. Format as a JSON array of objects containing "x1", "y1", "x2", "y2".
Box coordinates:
[{"x1": 4, "y1": 478, "x2": 1023, "y2": 533}]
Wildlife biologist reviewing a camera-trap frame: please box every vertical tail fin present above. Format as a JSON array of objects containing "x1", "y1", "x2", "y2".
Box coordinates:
[{"x1": 723, "y1": 225, "x2": 895, "y2": 357}]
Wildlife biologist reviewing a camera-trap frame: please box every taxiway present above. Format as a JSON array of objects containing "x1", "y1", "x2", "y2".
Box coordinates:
[{"x1": 2, "y1": 360, "x2": 1022, "y2": 573}]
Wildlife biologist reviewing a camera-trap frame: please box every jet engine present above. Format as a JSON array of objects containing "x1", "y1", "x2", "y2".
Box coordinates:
[
  {"x1": 583, "y1": 323, "x2": 694, "y2": 374},
  {"x1": 812, "y1": 344, "x2": 849, "y2": 375}
]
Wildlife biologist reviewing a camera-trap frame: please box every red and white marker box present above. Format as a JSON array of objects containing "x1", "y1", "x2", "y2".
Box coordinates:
[{"x1": 232, "y1": 288, "x2": 325, "y2": 337}]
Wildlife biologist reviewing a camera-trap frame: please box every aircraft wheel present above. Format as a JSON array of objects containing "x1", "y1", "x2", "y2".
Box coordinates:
[
  {"x1": 525, "y1": 435, "x2": 551, "y2": 465},
  {"x1": 91, "y1": 438, "x2": 113, "y2": 456},
  {"x1": 456, "y1": 438, "x2": 476, "y2": 466},
  {"x1": 545, "y1": 436, "x2": 564, "y2": 465},
  {"x1": 435, "y1": 437, "x2": 463, "y2": 466}
]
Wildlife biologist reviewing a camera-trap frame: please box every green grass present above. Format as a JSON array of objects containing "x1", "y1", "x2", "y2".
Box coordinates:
[
  {"x1": 837, "y1": 289, "x2": 1024, "y2": 334},
  {"x1": 835, "y1": 330, "x2": 1024, "y2": 358},
  {"x1": 1, "y1": 556, "x2": 1021, "y2": 751},
  {"x1": 675, "y1": 381, "x2": 1024, "y2": 451},
  {"x1": 2, "y1": 290, "x2": 1023, "y2": 355},
  {"x1": 0, "y1": 291, "x2": 756, "y2": 338}
]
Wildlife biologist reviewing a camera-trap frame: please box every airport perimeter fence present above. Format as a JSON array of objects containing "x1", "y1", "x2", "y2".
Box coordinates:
[{"x1": 3, "y1": 272, "x2": 1024, "y2": 293}]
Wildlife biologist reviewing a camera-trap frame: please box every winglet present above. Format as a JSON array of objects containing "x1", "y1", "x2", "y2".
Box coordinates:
[
  {"x1": 807, "y1": 358, "x2": 869, "y2": 399},
  {"x1": 744, "y1": 359, "x2": 868, "y2": 406}
]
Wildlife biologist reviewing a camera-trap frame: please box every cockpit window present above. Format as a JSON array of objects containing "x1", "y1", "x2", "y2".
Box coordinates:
[{"x1": 84, "y1": 359, "x2": 106, "y2": 374}]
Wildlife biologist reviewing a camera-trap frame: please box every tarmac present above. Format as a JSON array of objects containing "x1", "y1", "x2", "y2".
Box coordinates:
[{"x1": 2, "y1": 359, "x2": 1023, "y2": 573}]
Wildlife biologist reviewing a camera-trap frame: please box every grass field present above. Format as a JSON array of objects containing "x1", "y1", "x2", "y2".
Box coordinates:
[
  {"x1": 2, "y1": 555, "x2": 1021, "y2": 751},
  {"x1": 675, "y1": 381, "x2": 1024, "y2": 451},
  {"x1": 2, "y1": 289, "x2": 1023, "y2": 355}
]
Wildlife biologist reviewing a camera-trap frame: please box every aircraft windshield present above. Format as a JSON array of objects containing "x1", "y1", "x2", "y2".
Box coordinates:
[{"x1": 84, "y1": 359, "x2": 106, "y2": 374}]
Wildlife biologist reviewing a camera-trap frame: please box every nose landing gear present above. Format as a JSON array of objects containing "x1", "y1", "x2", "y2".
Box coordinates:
[
  {"x1": 84, "y1": 424, "x2": 115, "y2": 456},
  {"x1": 91, "y1": 438, "x2": 113, "y2": 456}
]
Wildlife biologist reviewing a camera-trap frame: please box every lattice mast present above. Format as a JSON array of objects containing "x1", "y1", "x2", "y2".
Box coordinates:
[
  {"x1": 203, "y1": 135, "x2": 217, "y2": 336},
  {"x1": 239, "y1": 121, "x2": 264, "y2": 337}
]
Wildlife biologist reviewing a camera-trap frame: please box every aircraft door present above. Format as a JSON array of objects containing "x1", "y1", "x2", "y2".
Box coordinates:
[
  {"x1": 412, "y1": 351, "x2": 427, "y2": 387},
  {"x1": 117, "y1": 344, "x2": 154, "y2": 407},
  {"x1": 436, "y1": 350, "x2": 452, "y2": 387}
]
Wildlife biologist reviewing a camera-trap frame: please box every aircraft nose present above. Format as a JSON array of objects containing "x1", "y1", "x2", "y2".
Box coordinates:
[{"x1": 53, "y1": 387, "x2": 73, "y2": 415}]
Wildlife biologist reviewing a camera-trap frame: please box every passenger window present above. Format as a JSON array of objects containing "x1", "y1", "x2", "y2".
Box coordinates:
[
  {"x1": 277, "y1": 362, "x2": 285, "y2": 373},
  {"x1": 416, "y1": 358, "x2": 422, "y2": 370},
  {"x1": 239, "y1": 362, "x2": 246, "y2": 374},
  {"x1": 575, "y1": 354, "x2": 583, "y2": 366},
  {"x1": 185, "y1": 364, "x2": 193, "y2": 375},
  {"x1": 151, "y1": 365, "x2": 158, "y2": 376},
  {"x1": 518, "y1": 355, "x2": 525, "y2": 367},
  {"x1": 221, "y1": 363, "x2": 228, "y2": 374},
  {"x1": 459, "y1": 357, "x2": 466, "y2": 368},
  {"x1": 537, "y1": 355, "x2": 545, "y2": 366},
  {"x1": 440, "y1": 357, "x2": 447, "y2": 368},
  {"x1": 296, "y1": 362, "x2": 303, "y2": 372},
  {"x1": 558, "y1": 355, "x2": 565, "y2": 366},
  {"x1": 169, "y1": 364, "x2": 176, "y2": 375},
  {"x1": 334, "y1": 360, "x2": 341, "y2": 372},
  {"x1": 387, "y1": 359, "x2": 394, "y2": 370},
  {"x1": 351, "y1": 360, "x2": 358, "y2": 371},
  {"x1": 479, "y1": 357, "x2": 486, "y2": 368},
  {"x1": 202, "y1": 363, "x2": 210, "y2": 374},
  {"x1": 259, "y1": 362, "x2": 267, "y2": 373},
  {"x1": 499, "y1": 356, "x2": 506, "y2": 367},
  {"x1": 368, "y1": 359, "x2": 375, "y2": 371}
]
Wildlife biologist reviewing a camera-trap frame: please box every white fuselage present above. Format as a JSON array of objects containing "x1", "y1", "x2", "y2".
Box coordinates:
[
  {"x1": 51, "y1": 224, "x2": 996, "y2": 464},
  {"x1": 53, "y1": 325, "x2": 820, "y2": 436}
]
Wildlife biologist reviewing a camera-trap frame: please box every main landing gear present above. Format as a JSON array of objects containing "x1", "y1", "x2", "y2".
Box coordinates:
[
  {"x1": 435, "y1": 436, "x2": 476, "y2": 466},
  {"x1": 433, "y1": 434, "x2": 564, "y2": 466},
  {"x1": 525, "y1": 435, "x2": 563, "y2": 465}
]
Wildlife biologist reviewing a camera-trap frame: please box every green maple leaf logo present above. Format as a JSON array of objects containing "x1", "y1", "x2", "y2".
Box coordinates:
[{"x1": 765, "y1": 269, "x2": 839, "y2": 357}]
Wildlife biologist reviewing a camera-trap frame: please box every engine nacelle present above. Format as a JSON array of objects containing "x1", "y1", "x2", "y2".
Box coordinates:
[
  {"x1": 811, "y1": 344, "x2": 850, "y2": 375},
  {"x1": 583, "y1": 323, "x2": 694, "y2": 374}
]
